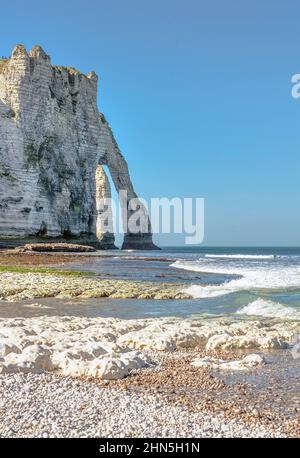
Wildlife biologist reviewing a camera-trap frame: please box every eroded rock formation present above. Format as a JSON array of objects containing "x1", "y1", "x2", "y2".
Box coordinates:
[
  {"x1": 95, "y1": 165, "x2": 116, "y2": 249},
  {"x1": 0, "y1": 44, "x2": 158, "y2": 249}
]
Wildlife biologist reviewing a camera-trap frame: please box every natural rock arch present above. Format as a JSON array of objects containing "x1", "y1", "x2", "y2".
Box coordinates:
[{"x1": 0, "y1": 44, "x2": 158, "y2": 250}]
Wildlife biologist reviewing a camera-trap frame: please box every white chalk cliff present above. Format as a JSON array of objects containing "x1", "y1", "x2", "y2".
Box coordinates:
[
  {"x1": 0, "y1": 45, "x2": 158, "y2": 249},
  {"x1": 95, "y1": 165, "x2": 116, "y2": 249}
]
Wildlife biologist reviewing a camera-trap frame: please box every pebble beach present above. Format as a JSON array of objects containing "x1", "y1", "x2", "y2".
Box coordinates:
[
  {"x1": 0, "y1": 249, "x2": 299, "y2": 438},
  {"x1": 0, "y1": 372, "x2": 289, "y2": 438}
]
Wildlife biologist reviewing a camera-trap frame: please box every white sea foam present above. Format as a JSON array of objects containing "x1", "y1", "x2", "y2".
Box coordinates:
[
  {"x1": 171, "y1": 258, "x2": 300, "y2": 298},
  {"x1": 236, "y1": 299, "x2": 300, "y2": 320},
  {"x1": 181, "y1": 283, "x2": 239, "y2": 298},
  {"x1": 204, "y1": 254, "x2": 275, "y2": 260}
]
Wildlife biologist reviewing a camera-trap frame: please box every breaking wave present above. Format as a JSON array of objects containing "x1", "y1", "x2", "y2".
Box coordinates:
[
  {"x1": 171, "y1": 257, "x2": 300, "y2": 299},
  {"x1": 236, "y1": 298, "x2": 300, "y2": 320},
  {"x1": 204, "y1": 254, "x2": 275, "y2": 260}
]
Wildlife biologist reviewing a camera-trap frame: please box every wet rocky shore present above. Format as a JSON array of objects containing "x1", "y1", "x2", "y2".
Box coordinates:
[{"x1": 0, "y1": 250, "x2": 299, "y2": 438}]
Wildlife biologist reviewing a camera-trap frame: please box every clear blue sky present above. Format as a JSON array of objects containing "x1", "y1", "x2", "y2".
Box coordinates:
[{"x1": 1, "y1": 0, "x2": 300, "y2": 246}]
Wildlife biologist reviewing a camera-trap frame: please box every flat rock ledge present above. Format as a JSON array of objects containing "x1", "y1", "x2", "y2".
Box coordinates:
[
  {"x1": 14, "y1": 243, "x2": 96, "y2": 253},
  {"x1": 0, "y1": 272, "x2": 190, "y2": 301}
]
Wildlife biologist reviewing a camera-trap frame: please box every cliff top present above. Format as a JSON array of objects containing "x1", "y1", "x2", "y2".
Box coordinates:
[
  {"x1": 52, "y1": 65, "x2": 86, "y2": 76},
  {"x1": 0, "y1": 45, "x2": 97, "y2": 80}
]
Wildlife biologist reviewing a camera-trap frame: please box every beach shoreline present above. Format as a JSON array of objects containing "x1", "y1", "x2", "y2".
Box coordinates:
[{"x1": 0, "y1": 249, "x2": 299, "y2": 438}]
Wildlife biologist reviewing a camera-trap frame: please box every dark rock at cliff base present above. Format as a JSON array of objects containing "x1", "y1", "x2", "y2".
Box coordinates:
[{"x1": 122, "y1": 234, "x2": 160, "y2": 250}]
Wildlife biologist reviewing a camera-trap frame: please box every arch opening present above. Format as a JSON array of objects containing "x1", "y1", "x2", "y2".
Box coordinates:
[{"x1": 95, "y1": 164, "x2": 119, "y2": 249}]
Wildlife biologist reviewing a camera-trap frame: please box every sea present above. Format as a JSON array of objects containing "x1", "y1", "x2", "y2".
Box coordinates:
[{"x1": 1, "y1": 246, "x2": 300, "y2": 321}]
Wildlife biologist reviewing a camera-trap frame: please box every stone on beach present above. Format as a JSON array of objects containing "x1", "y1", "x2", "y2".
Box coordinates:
[
  {"x1": 205, "y1": 332, "x2": 289, "y2": 351},
  {"x1": 51, "y1": 350, "x2": 150, "y2": 380},
  {"x1": 117, "y1": 319, "x2": 297, "y2": 352},
  {"x1": 0, "y1": 315, "x2": 298, "y2": 380},
  {"x1": 0, "y1": 342, "x2": 21, "y2": 357},
  {"x1": 191, "y1": 354, "x2": 266, "y2": 371},
  {"x1": 3, "y1": 344, "x2": 54, "y2": 373}
]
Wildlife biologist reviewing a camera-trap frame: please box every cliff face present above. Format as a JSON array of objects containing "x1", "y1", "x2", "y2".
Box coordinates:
[{"x1": 0, "y1": 44, "x2": 158, "y2": 249}]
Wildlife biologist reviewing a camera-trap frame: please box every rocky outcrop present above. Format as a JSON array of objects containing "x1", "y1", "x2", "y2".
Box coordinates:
[
  {"x1": 0, "y1": 45, "x2": 159, "y2": 250},
  {"x1": 95, "y1": 165, "x2": 116, "y2": 249},
  {"x1": 14, "y1": 243, "x2": 96, "y2": 253}
]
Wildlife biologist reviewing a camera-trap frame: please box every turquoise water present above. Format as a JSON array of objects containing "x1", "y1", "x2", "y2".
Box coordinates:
[
  {"x1": 1, "y1": 246, "x2": 300, "y2": 320},
  {"x1": 61, "y1": 246, "x2": 300, "y2": 320}
]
